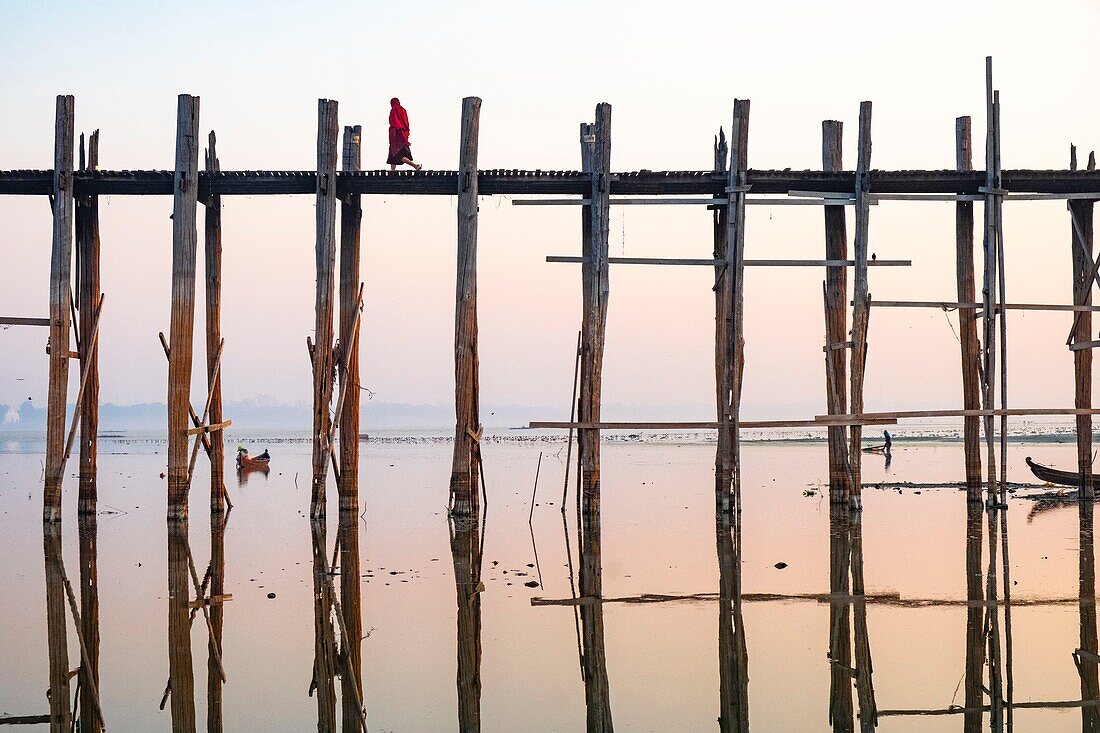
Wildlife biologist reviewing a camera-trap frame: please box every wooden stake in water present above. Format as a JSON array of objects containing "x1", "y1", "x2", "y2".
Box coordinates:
[
  {"x1": 955, "y1": 117, "x2": 983, "y2": 498},
  {"x1": 77, "y1": 129, "x2": 101, "y2": 515},
  {"x1": 1069, "y1": 145, "x2": 1095, "y2": 500},
  {"x1": 339, "y1": 124, "x2": 363, "y2": 513},
  {"x1": 203, "y1": 130, "x2": 227, "y2": 514}
]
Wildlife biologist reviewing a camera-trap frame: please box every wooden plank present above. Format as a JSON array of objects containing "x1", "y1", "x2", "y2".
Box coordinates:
[
  {"x1": 310, "y1": 99, "x2": 339, "y2": 519},
  {"x1": 822, "y1": 119, "x2": 851, "y2": 502},
  {"x1": 717, "y1": 99, "x2": 750, "y2": 515},
  {"x1": 529, "y1": 418, "x2": 897, "y2": 430},
  {"x1": 955, "y1": 117, "x2": 983, "y2": 497},
  {"x1": 185, "y1": 420, "x2": 231, "y2": 436},
  {"x1": 1070, "y1": 145, "x2": 1095, "y2": 499},
  {"x1": 339, "y1": 124, "x2": 363, "y2": 513},
  {"x1": 815, "y1": 407, "x2": 1100, "y2": 421},
  {"x1": 44, "y1": 95, "x2": 74, "y2": 523},
  {"x1": 451, "y1": 98, "x2": 482, "y2": 518},
  {"x1": 848, "y1": 101, "x2": 872, "y2": 507},
  {"x1": 167, "y1": 95, "x2": 200, "y2": 520},
  {"x1": 578, "y1": 105, "x2": 613, "y2": 519},
  {"x1": 0, "y1": 316, "x2": 50, "y2": 326},
  {"x1": 546, "y1": 256, "x2": 909, "y2": 267},
  {"x1": 869, "y1": 300, "x2": 1100, "y2": 312},
  {"x1": 203, "y1": 131, "x2": 226, "y2": 513}
]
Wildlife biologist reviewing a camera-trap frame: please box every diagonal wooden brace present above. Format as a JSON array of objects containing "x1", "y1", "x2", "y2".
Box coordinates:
[{"x1": 56, "y1": 294, "x2": 105, "y2": 481}]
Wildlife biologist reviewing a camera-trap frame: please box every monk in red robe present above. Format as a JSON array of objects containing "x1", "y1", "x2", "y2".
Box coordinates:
[{"x1": 387, "y1": 97, "x2": 421, "y2": 171}]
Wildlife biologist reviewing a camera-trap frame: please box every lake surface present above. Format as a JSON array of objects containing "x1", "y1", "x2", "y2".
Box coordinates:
[{"x1": 1, "y1": 430, "x2": 1097, "y2": 731}]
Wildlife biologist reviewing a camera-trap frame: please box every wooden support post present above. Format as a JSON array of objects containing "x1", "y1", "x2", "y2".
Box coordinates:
[
  {"x1": 204, "y1": 131, "x2": 226, "y2": 514},
  {"x1": 981, "y1": 57, "x2": 999, "y2": 504},
  {"x1": 956, "y1": 117, "x2": 983, "y2": 499},
  {"x1": 44, "y1": 95, "x2": 74, "y2": 523},
  {"x1": 578, "y1": 104, "x2": 612, "y2": 520},
  {"x1": 167, "y1": 94, "x2": 200, "y2": 521},
  {"x1": 76, "y1": 130, "x2": 100, "y2": 515},
  {"x1": 718, "y1": 100, "x2": 750, "y2": 515},
  {"x1": 311, "y1": 99, "x2": 339, "y2": 519},
  {"x1": 822, "y1": 119, "x2": 852, "y2": 503},
  {"x1": 451, "y1": 97, "x2": 483, "y2": 517},
  {"x1": 1070, "y1": 145, "x2": 1095, "y2": 500},
  {"x1": 848, "y1": 102, "x2": 872, "y2": 508},
  {"x1": 339, "y1": 125, "x2": 363, "y2": 513},
  {"x1": 713, "y1": 127, "x2": 732, "y2": 506}
]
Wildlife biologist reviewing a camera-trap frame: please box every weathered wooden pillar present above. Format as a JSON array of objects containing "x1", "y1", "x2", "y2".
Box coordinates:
[
  {"x1": 578, "y1": 103, "x2": 612, "y2": 520},
  {"x1": 203, "y1": 131, "x2": 226, "y2": 514},
  {"x1": 167, "y1": 94, "x2": 201, "y2": 521},
  {"x1": 718, "y1": 100, "x2": 749, "y2": 515},
  {"x1": 311, "y1": 99, "x2": 339, "y2": 519},
  {"x1": 44, "y1": 523, "x2": 72, "y2": 730},
  {"x1": 167, "y1": 520, "x2": 197, "y2": 729},
  {"x1": 980, "y1": 57, "x2": 1002, "y2": 504},
  {"x1": 955, "y1": 118, "x2": 983, "y2": 499},
  {"x1": 338, "y1": 125, "x2": 363, "y2": 513},
  {"x1": 451, "y1": 97, "x2": 482, "y2": 516},
  {"x1": 450, "y1": 515, "x2": 483, "y2": 732},
  {"x1": 76, "y1": 130, "x2": 101, "y2": 515},
  {"x1": 1070, "y1": 146, "x2": 1095, "y2": 501},
  {"x1": 44, "y1": 94, "x2": 75, "y2": 523},
  {"x1": 77, "y1": 514, "x2": 102, "y2": 733},
  {"x1": 713, "y1": 128, "x2": 733, "y2": 506},
  {"x1": 848, "y1": 102, "x2": 872, "y2": 508},
  {"x1": 822, "y1": 120, "x2": 851, "y2": 504}
]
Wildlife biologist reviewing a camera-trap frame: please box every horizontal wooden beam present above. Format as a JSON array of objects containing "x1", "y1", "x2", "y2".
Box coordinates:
[
  {"x1": 0, "y1": 316, "x2": 51, "y2": 326},
  {"x1": 185, "y1": 419, "x2": 231, "y2": 436},
  {"x1": 5, "y1": 169, "x2": 1100, "y2": 197},
  {"x1": 815, "y1": 408, "x2": 1100, "y2": 422},
  {"x1": 1070, "y1": 340, "x2": 1100, "y2": 351},
  {"x1": 868, "y1": 300, "x2": 1100, "y2": 312},
  {"x1": 528, "y1": 417, "x2": 897, "y2": 430},
  {"x1": 547, "y1": 256, "x2": 911, "y2": 267}
]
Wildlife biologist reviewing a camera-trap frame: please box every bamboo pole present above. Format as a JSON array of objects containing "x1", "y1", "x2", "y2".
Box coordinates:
[
  {"x1": 167, "y1": 94, "x2": 201, "y2": 521},
  {"x1": 718, "y1": 100, "x2": 750, "y2": 515},
  {"x1": 76, "y1": 129, "x2": 100, "y2": 514},
  {"x1": 338, "y1": 125, "x2": 363, "y2": 513},
  {"x1": 167, "y1": 520, "x2": 197, "y2": 730},
  {"x1": 713, "y1": 127, "x2": 732, "y2": 507},
  {"x1": 955, "y1": 117, "x2": 983, "y2": 498},
  {"x1": 848, "y1": 102, "x2": 872, "y2": 509},
  {"x1": 994, "y1": 91, "x2": 1010, "y2": 513},
  {"x1": 981, "y1": 57, "x2": 999, "y2": 505},
  {"x1": 1070, "y1": 146, "x2": 1095, "y2": 501},
  {"x1": 44, "y1": 95, "x2": 74, "y2": 523},
  {"x1": 203, "y1": 131, "x2": 226, "y2": 514},
  {"x1": 822, "y1": 119, "x2": 852, "y2": 503},
  {"x1": 311, "y1": 99, "x2": 339, "y2": 520},
  {"x1": 451, "y1": 97, "x2": 483, "y2": 517},
  {"x1": 578, "y1": 104, "x2": 613, "y2": 521}
]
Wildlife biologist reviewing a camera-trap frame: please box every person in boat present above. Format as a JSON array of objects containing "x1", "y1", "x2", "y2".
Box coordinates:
[
  {"x1": 387, "y1": 97, "x2": 422, "y2": 171},
  {"x1": 236, "y1": 445, "x2": 270, "y2": 466}
]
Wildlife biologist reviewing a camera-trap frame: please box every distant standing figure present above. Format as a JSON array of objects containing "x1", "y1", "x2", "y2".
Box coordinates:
[{"x1": 387, "y1": 97, "x2": 422, "y2": 171}]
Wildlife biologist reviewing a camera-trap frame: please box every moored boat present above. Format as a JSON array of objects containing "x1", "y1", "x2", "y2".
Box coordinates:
[{"x1": 1025, "y1": 456, "x2": 1100, "y2": 489}]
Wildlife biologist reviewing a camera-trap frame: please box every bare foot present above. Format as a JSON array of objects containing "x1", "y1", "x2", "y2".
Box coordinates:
[{"x1": 413, "y1": 162, "x2": 423, "y2": 171}]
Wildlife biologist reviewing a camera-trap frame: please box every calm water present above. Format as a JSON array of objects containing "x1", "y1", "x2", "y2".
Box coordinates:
[{"x1": 0, "y1": 433, "x2": 1097, "y2": 731}]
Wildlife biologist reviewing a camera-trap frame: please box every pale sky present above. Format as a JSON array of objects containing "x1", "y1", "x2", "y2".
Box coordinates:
[{"x1": 3, "y1": 1, "x2": 1100, "y2": 422}]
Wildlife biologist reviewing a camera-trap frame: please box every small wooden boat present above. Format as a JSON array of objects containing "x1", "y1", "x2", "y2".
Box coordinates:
[
  {"x1": 1025, "y1": 456, "x2": 1100, "y2": 489},
  {"x1": 236, "y1": 447, "x2": 271, "y2": 471}
]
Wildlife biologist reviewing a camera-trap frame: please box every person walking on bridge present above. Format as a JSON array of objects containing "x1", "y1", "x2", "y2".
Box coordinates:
[{"x1": 387, "y1": 97, "x2": 422, "y2": 171}]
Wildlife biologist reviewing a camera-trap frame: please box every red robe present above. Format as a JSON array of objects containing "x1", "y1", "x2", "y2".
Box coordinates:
[{"x1": 388, "y1": 98, "x2": 411, "y2": 163}]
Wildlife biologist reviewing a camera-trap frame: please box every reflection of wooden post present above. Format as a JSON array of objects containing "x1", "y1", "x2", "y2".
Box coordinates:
[
  {"x1": 310, "y1": 520, "x2": 337, "y2": 729},
  {"x1": 204, "y1": 131, "x2": 226, "y2": 514},
  {"x1": 822, "y1": 120, "x2": 851, "y2": 503},
  {"x1": 579, "y1": 512, "x2": 613, "y2": 730},
  {"x1": 963, "y1": 501, "x2": 984, "y2": 733},
  {"x1": 77, "y1": 130, "x2": 101, "y2": 514},
  {"x1": 955, "y1": 118, "x2": 983, "y2": 498},
  {"x1": 44, "y1": 523, "x2": 72, "y2": 730},
  {"x1": 578, "y1": 104, "x2": 612, "y2": 520},
  {"x1": 1070, "y1": 147, "x2": 1095, "y2": 501},
  {"x1": 78, "y1": 514, "x2": 103, "y2": 733},
  {"x1": 716, "y1": 514, "x2": 748, "y2": 732},
  {"x1": 208, "y1": 512, "x2": 227, "y2": 731},
  {"x1": 848, "y1": 102, "x2": 872, "y2": 506},
  {"x1": 311, "y1": 100, "x2": 339, "y2": 519},
  {"x1": 168, "y1": 94, "x2": 201, "y2": 521},
  {"x1": 167, "y1": 521, "x2": 197, "y2": 730},
  {"x1": 338, "y1": 125, "x2": 363, "y2": 513},
  {"x1": 44, "y1": 95, "x2": 75, "y2": 523},
  {"x1": 718, "y1": 100, "x2": 750, "y2": 515},
  {"x1": 450, "y1": 515, "x2": 483, "y2": 732},
  {"x1": 1080, "y1": 503, "x2": 1099, "y2": 730},
  {"x1": 339, "y1": 513, "x2": 365, "y2": 732},
  {"x1": 849, "y1": 512, "x2": 877, "y2": 731},
  {"x1": 451, "y1": 97, "x2": 482, "y2": 516},
  {"x1": 827, "y1": 506, "x2": 854, "y2": 732}
]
